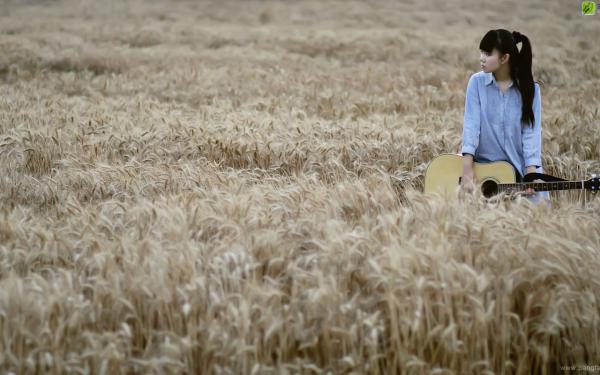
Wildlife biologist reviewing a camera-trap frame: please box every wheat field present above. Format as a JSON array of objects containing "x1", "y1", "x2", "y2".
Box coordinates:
[{"x1": 1, "y1": 0, "x2": 600, "y2": 374}]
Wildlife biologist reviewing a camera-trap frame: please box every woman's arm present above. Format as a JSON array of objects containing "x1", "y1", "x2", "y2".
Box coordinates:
[
  {"x1": 523, "y1": 83, "x2": 542, "y2": 170},
  {"x1": 461, "y1": 74, "x2": 481, "y2": 157},
  {"x1": 522, "y1": 83, "x2": 544, "y2": 195}
]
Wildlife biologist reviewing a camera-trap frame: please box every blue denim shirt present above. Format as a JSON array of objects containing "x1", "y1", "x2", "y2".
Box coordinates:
[{"x1": 460, "y1": 71, "x2": 542, "y2": 179}]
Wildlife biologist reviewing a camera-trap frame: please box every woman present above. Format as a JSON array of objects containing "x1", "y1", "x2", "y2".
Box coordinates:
[{"x1": 460, "y1": 29, "x2": 550, "y2": 206}]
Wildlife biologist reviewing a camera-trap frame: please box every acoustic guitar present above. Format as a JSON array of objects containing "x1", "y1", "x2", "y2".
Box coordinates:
[{"x1": 424, "y1": 154, "x2": 600, "y2": 198}]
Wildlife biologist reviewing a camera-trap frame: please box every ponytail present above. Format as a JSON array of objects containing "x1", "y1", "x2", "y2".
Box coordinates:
[{"x1": 511, "y1": 31, "x2": 535, "y2": 128}]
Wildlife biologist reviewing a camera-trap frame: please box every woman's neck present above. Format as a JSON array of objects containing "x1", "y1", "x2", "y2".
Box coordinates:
[{"x1": 493, "y1": 68, "x2": 512, "y2": 82}]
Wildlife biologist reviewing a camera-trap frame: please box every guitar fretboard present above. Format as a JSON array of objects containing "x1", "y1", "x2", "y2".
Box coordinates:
[{"x1": 499, "y1": 181, "x2": 584, "y2": 193}]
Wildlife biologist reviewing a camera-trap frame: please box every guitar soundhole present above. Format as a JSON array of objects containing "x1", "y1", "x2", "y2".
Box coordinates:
[{"x1": 481, "y1": 180, "x2": 499, "y2": 198}]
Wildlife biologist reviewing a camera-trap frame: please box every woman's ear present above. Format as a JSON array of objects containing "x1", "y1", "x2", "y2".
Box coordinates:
[{"x1": 501, "y1": 53, "x2": 510, "y2": 65}]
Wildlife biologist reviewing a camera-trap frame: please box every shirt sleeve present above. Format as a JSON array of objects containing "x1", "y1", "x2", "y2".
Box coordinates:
[
  {"x1": 460, "y1": 74, "x2": 481, "y2": 156},
  {"x1": 522, "y1": 83, "x2": 542, "y2": 168}
]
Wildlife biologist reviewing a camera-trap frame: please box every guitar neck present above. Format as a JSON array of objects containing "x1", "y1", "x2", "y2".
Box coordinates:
[{"x1": 498, "y1": 180, "x2": 585, "y2": 193}]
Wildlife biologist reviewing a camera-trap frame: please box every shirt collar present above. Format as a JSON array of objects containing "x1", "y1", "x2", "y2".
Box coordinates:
[
  {"x1": 485, "y1": 72, "x2": 514, "y2": 88},
  {"x1": 484, "y1": 72, "x2": 494, "y2": 86}
]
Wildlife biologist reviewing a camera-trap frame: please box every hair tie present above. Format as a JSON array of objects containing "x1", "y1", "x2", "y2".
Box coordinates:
[{"x1": 512, "y1": 31, "x2": 523, "y2": 44}]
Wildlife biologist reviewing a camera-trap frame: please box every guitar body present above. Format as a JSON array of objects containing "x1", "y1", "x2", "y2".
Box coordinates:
[{"x1": 424, "y1": 154, "x2": 517, "y2": 197}]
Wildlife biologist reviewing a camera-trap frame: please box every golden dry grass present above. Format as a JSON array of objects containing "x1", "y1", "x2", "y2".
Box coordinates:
[{"x1": 1, "y1": 0, "x2": 599, "y2": 373}]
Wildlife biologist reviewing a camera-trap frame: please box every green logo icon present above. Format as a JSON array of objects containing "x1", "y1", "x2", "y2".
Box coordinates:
[{"x1": 582, "y1": 1, "x2": 596, "y2": 15}]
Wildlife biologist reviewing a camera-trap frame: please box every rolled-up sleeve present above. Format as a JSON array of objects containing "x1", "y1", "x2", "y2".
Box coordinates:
[
  {"x1": 522, "y1": 83, "x2": 542, "y2": 168},
  {"x1": 461, "y1": 74, "x2": 481, "y2": 156}
]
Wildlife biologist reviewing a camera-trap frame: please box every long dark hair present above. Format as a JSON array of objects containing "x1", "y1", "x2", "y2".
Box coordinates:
[{"x1": 479, "y1": 29, "x2": 538, "y2": 127}]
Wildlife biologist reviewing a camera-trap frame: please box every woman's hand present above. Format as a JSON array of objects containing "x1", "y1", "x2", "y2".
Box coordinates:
[
  {"x1": 523, "y1": 179, "x2": 544, "y2": 196},
  {"x1": 523, "y1": 166, "x2": 543, "y2": 196},
  {"x1": 461, "y1": 167, "x2": 477, "y2": 194},
  {"x1": 461, "y1": 155, "x2": 478, "y2": 194}
]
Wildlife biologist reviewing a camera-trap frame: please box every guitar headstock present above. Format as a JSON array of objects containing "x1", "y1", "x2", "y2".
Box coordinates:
[{"x1": 585, "y1": 174, "x2": 600, "y2": 193}]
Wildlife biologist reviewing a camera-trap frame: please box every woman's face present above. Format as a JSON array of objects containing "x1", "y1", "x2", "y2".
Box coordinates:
[{"x1": 479, "y1": 48, "x2": 506, "y2": 73}]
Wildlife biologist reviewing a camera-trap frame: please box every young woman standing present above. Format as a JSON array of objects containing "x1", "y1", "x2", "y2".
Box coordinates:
[{"x1": 460, "y1": 29, "x2": 550, "y2": 205}]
